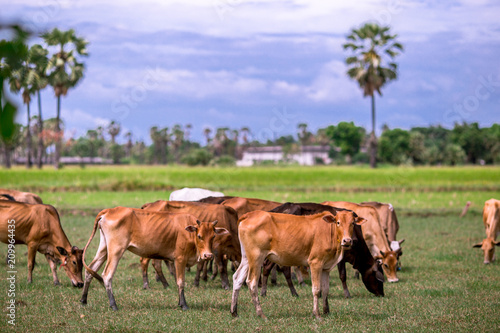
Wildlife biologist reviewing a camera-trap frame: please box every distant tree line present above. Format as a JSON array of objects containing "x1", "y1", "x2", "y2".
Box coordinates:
[{"x1": 2, "y1": 119, "x2": 498, "y2": 168}]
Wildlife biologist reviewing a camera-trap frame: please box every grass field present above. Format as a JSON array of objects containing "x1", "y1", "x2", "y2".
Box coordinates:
[{"x1": 0, "y1": 165, "x2": 499, "y2": 332}]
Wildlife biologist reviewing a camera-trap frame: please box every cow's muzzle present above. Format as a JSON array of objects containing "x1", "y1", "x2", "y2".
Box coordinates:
[
  {"x1": 201, "y1": 253, "x2": 213, "y2": 260},
  {"x1": 341, "y1": 238, "x2": 353, "y2": 248}
]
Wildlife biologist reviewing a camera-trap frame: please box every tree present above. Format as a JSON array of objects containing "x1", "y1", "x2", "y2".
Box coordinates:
[
  {"x1": 343, "y1": 22, "x2": 403, "y2": 168},
  {"x1": 42, "y1": 28, "x2": 89, "y2": 169},
  {"x1": 107, "y1": 120, "x2": 121, "y2": 144},
  {"x1": 378, "y1": 127, "x2": 410, "y2": 165},
  {"x1": 325, "y1": 122, "x2": 365, "y2": 164},
  {"x1": 451, "y1": 122, "x2": 485, "y2": 164},
  {"x1": 297, "y1": 123, "x2": 312, "y2": 146}
]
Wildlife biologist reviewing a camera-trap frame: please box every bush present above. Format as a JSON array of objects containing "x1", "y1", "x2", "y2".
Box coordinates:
[
  {"x1": 181, "y1": 148, "x2": 212, "y2": 166},
  {"x1": 210, "y1": 154, "x2": 236, "y2": 166}
]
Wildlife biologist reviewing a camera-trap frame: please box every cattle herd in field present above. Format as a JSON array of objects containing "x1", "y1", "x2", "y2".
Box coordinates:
[{"x1": 0, "y1": 187, "x2": 499, "y2": 319}]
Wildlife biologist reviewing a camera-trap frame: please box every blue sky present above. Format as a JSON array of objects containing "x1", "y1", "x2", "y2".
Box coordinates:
[{"x1": 3, "y1": 0, "x2": 500, "y2": 144}]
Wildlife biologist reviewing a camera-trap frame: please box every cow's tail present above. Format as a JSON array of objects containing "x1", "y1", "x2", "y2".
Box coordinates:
[{"x1": 82, "y1": 210, "x2": 107, "y2": 286}]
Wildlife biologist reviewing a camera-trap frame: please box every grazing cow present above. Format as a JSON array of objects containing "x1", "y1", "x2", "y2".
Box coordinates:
[
  {"x1": 141, "y1": 200, "x2": 240, "y2": 289},
  {"x1": 265, "y1": 202, "x2": 384, "y2": 298},
  {"x1": 231, "y1": 210, "x2": 366, "y2": 319},
  {"x1": 80, "y1": 207, "x2": 228, "y2": 311},
  {"x1": 0, "y1": 201, "x2": 83, "y2": 287},
  {"x1": 169, "y1": 187, "x2": 225, "y2": 201},
  {"x1": 473, "y1": 198, "x2": 500, "y2": 264},
  {"x1": 322, "y1": 201, "x2": 401, "y2": 283},
  {"x1": 0, "y1": 188, "x2": 43, "y2": 204}
]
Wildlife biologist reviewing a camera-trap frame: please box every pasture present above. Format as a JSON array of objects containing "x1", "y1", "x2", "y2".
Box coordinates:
[{"x1": 0, "y1": 165, "x2": 499, "y2": 332}]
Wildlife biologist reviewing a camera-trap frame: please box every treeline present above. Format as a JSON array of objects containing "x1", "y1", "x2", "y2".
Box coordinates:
[{"x1": 3, "y1": 120, "x2": 499, "y2": 167}]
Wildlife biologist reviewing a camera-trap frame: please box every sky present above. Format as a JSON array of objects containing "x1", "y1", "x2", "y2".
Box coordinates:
[{"x1": 2, "y1": 0, "x2": 500, "y2": 144}]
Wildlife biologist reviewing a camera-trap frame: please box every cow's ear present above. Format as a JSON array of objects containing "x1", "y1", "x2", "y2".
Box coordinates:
[
  {"x1": 185, "y1": 225, "x2": 198, "y2": 233},
  {"x1": 495, "y1": 240, "x2": 500, "y2": 247},
  {"x1": 215, "y1": 227, "x2": 229, "y2": 235},
  {"x1": 355, "y1": 217, "x2": 367, "y2": 225},
  {"x1": 376, "y1": 270, "x2": 385, "y2": 283},
  {"x1": 211, "y1": 220, "x2": 219, "y2": 227},
  {"x1": 71, "y1": 246, "x2": 80, "y2": 254},
  {"x1": 472, "y1": 242, "x2": 483, "y2": 248},
  {"x1": 399, "y1": 239, "x2": 405, "y2": 245},
  {"x1": 322, "y1": 215, "x2": 337, "y2": 224},
  {"x1": 196, "y1": 220, "x2": 201, "y2": 226},
  {"x1": 380, "y1": 250, "x2": 386, "y2": 257},
  {"x1": 57, "y1": 246, "x2": 68, "y2": 256}
]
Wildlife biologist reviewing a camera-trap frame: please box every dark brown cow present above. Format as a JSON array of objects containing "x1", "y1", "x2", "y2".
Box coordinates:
[
  {"x1": 0, "y1": 188, "x2": 43, "y2": 204},
  {"x1": 264, "y1": 202, "x2": 384, "y2": 298},
  {"x1": 141, "y1": 200, "x2": 240, "y2": 289},
  {"x1": 0, "y1": 201, "x2": 83, "y2": 287},
  {"x1": 473, "y1": 198, "x2": 500, "y2": 264},
  {"x1": 198, "y1": 196, "x2": 235, "y2": 204},
  {"x1": 231, "y1": 210, "x2": 366, "y2": 319},
  {"x1": 80, "y1": 207, "x2": 227, "y2": 310}
]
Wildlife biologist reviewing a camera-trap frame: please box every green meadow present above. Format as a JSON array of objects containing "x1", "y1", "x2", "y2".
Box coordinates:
[{"x1": 0, "y1": 165, "x2": 499, "y2": 332}]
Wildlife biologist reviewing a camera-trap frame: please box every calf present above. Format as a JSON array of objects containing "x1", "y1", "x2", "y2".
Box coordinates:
[
  {"x1": 473, "y1": 198, "x2": 500, "y2": 264},
  {"x1": 141, "y1": 200, "x2": 240, "y2": 289},
  {"x1": 231, "y1": 210, "x2": 366, "y2": 319},
  {"x1": 0, "y1": 201, "x2": 83, "y2": 287},
  {"x1": 265, "y1": 202, "x2": 384, "y2": 298},
  {"x1": 80, "y1": 207, "x2": 228, "y2": 310}
]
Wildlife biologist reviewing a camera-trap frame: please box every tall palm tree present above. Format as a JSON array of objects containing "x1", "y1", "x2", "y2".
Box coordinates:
[
  {"x1": 203, "y1": 127, "x2": 212, "y2": 146},
  {"x1": 9, "y1": 44, "x2": 48, "y2": 168},
  {"x1": 107, "y1": 120, "x2": 121, "y2": 144},
  {"x1": 343, "y1": 22, "x2": 403, "y2": 168},
  {"x1": 42, "y1": 28, "x2": 89, "y2": 169}
]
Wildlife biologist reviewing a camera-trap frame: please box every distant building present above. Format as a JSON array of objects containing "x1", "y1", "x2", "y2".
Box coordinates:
[{"x1": 237, "y1": 145, "x2": 332, "y2": 166}]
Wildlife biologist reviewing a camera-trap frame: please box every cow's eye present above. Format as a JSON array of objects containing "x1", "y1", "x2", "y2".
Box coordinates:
[
  {"x1": 73, "y1": 261, "x2": 77, "y2": 265},
  {"x1": 198, "y1": 235, "x2": 202, "y2": 240}
]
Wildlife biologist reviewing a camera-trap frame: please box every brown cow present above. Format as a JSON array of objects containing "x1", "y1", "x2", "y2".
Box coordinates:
[
  {"x1": 0, "y1": 188, "x2": 43, "y2": 204},
  {"x1": 80, "y1": 207, "x2": 228, "y2": 310},
  {"x1": 0, "y1": 201, "x2": 83, "y2": 287},
  {"x1": 198, "y1": 196, "x2": 235, "y2": 204},
  {"x1": 473, "y1": 198, "x2": 500, "y2": 264},
  {"x1": 264, "y1": 202, "x2": 385, "y2": 299},
  {"x1": 322, "y1": 201, "x2": 401, "y2": 283},
  {"x1": 141, "y1": 200, "x2": 240, "y2": 290},
  {"x1": 230, "y1": 210, "x2": 366, "y2": 319}
]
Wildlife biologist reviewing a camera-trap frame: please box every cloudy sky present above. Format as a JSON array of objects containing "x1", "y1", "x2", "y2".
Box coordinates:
[{"x1": 3, "y1": 0, "x2": 500, "y2": 144}]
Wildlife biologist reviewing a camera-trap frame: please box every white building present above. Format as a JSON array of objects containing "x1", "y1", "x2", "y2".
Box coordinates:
[{"x1": 236, "y1": 145, "x2": 332, "y2": 166}]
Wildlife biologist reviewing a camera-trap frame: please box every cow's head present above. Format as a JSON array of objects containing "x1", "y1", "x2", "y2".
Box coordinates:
[
  {"x1": 375, "y1": 249, "x2": 400, "y2": 283},
  {"x1": 323, "y1": 211, "x2": 366, "y2": 249},
  {"x1": 186, "y1": 220, "x2": 229, "y2": 261},
  {"x1": 473, "y1": 237, "x2": 500, "y2": 264},
  {"x1": 57, "y1": 246, "x2": 84, "y2": 288},
  {"x1": 361, "y1": 261, "x2": 385, "y2": 297}
]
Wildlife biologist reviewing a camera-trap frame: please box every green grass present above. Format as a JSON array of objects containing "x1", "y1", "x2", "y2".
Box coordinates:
[{"x1": 0, "y1": 165, "x2": 499, "y2": 331}]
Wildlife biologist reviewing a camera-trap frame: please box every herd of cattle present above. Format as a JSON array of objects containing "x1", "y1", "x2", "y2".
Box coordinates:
[{"x1": 0, "y1": 187, "x2": 498, "y2": 319}]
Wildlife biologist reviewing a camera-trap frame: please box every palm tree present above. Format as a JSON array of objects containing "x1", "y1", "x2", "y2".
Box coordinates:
[
  {"x1": 42, "y1": 28, "x2": 89, "y2": 169},
  {"x1": 297, "y1": 123, "x2": 311, "y2": 146},
  {"x1": 107, "y1": 120, "x2": 121, "y2": 144},
  {"x1": 203, "y1": 127, "x2": 212, "y2": 146},
  {"x1": 240, "y1": 127, "x2": 250, "y2": 145},
  {"x1": 9, "y1": 44, "x2": 48, "y2": 168},
  {"x1": 343, "y1": 22, "x2": 403, "y2": 168}
]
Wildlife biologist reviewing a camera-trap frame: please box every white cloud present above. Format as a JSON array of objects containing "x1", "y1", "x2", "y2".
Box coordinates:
[{"x1": 63, "y1": 108, "x2": 110, "y2": 138}]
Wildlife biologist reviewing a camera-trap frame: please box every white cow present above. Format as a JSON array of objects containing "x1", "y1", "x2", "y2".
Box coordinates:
[{"x1": 169, "y1": 188, "x2": 225, "y2": 201}]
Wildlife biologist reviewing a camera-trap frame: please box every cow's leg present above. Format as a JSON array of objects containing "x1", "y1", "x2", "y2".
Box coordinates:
[
  {"x1": 215, "y1": 253, "x2": 229, "y2": 290},
  {"x1": 26, "y1": 243, "x2": 38, "y2": 284},
  {"x1": 246, "y1": 251, "x2": 267, "y2": 320},
  {"x1": 337, "y1": 260, "x2": 351, "y2": 298},
  {"x1": 45, "y1": 254, "x2": 60, "y2": 286},
  {"x1": 152, "y1": 259, "x2": 169, "y2": 288},
  {"x1": 260, "y1": 260, "x2": 274, "y2": 297},
  {"x1": 101, "y1": 247, "x2": 126, "y2": 311},
  {"x1": 140, "y1": 257, "x2": 151, "y2": 289},
  {"x1": 231, "y1": 253, "x2": 249, "y2": 318},
  {"x1": 211, "y1": 259, "x2": 219, "y2": 279},
  {"x1": 201, "y1": 260, "x2": 208, "y2": 281},
  {"x1": 81, "y1": 230, "x2": 108, "y2": 305},
  {"x1": 174, "y1": 260, "x2": 189, "y2": 310},
  {"x1": 270, "y1": 265, "x2": 277, "y2": 286},
  {"x1": 282, "y1": 266, "x2": 299, "y2": 297},
  {"x1": 309, "y1": 263, "x2": 322, "y2": 320},
  {"x1": 321, "y1": 270, "x2": 330, "y2": 315},
  {"x1": 194, "y1": 260, "x2": 203, "y2": 287},
  {"x1": 294, "y1": 266, "x2": 307, "y2": 286}
]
